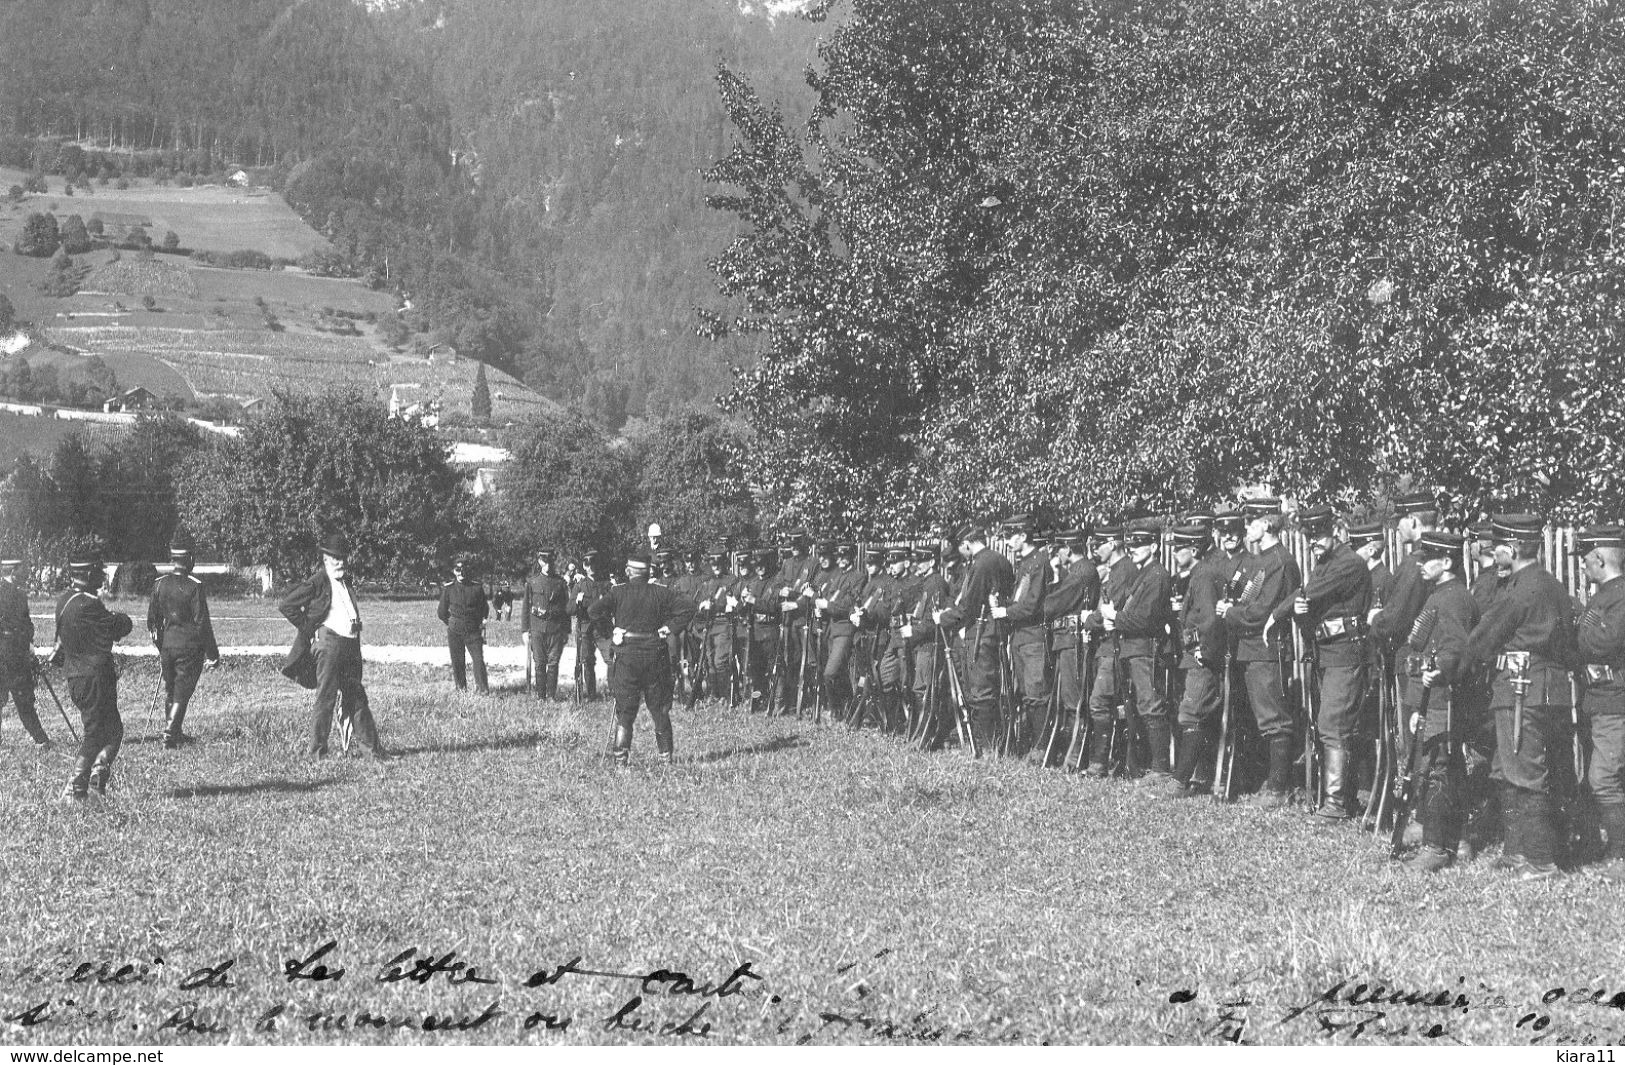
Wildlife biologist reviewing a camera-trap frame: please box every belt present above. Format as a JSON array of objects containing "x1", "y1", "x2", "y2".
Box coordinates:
[
  {"x1": 1315, "y1": 615, "x2": 1368, "y2": 642},
  {"x1": 1586, "y1": 664, "x2": 1620, "y2": 684},
  {"x1": 622, "y1": 631, "x2": 663, "y2": 640},
  {"x1": 1403, "y1": 653, "x2": 1428, "y2": 678},
  {"x1": 1495, "y1": 651, "x2": 1563, "y2": 673},
  {"x1": 1050, "y1": 616, "x2": 1085, "y2": 634}
]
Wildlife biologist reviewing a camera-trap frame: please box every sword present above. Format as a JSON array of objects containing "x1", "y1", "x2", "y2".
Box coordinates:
[{"x1": 33, "y1": 660, "x2": 79, "y2": 743}]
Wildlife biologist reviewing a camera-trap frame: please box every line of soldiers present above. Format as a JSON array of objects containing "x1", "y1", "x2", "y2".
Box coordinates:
[{"x1": 616, "y1": 493, "x2": 1624, "y2": 883}]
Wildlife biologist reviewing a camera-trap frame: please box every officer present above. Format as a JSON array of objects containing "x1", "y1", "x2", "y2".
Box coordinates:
[
  {"x1": 0, "y1": 546, "x2": 50, "y2": 747},
  {"x1": 775, "y1": 533, "x2": 818, "y2": 713},
  {"x1": 1574, "y1": 525, "x2": 1625, "y2": 882},
  {"x1": 521, "y1": 549, "x2": 570, "y2": 700},
  {"x1": 997, "y1": 514, "x2": 1051, "y2": 757},
  {"x1": 147, "y1": 532, "x2": 221, "y2": 746},
  {"x1": 1042, "y1": 528, "x2": 1101, "y2": 767},
  {"x1": 588, "y1": 551, "x2": 697, "y2": 765},
  {"x1": 1464, "y1": 514, "x2": 1578, "y2": 880},
  {"x1": 1216, "y1": 497, "x2": 1302, "y2": 806},
  {"x1": 1164, "y1": 523, "x2": 1229, "y2": 796},
  {"x1": 571, "y1": 550, "x2": 606, "y2": 700},
  {"x1": 1292, "y1": 505, "x2": 1374, "y2": 820},
  {"x1": 56, "y1": 549, "x2": 133, "y2": 800},
  {"x1": 1403, "y1": 530, "x2": 1490, "y2": 872},
  {"x1": 438, "y1": 555, "x2": 490, "y2": 693}
]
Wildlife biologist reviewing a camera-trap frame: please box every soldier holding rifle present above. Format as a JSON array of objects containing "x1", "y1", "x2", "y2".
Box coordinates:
[
  {"x1": 1082, "y1": 520, "x2": 1134, "y2": 777},
  {"x1": 1463, "y1": 514, "x2": 1579, "y2": 881},
  {"x1": 1041, "y1": 528, "x2": 1101, "y2": 769},
  {"x1": 936, "y1": 523, "x2": 1012, "y2": 756},
  {"x1": 1163, "y1": 521, "x2": 1232, "y2": 797},
  {"x1": 1, "y1": 545, "x2": 51, "y2": 747},
  {"x1": 1574, "y1": 525, "x2": 1625, "y2": 882},
  {"x1": 996, "y1": 515, "x2": 1051, "y2": 758}
]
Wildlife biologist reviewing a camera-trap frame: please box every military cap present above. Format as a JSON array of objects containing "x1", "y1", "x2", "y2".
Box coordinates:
[
  {"x1": 687, "y1": 548, "x2": 705, "y2": 564},
  {"x1": 1240, "y1": 497, "x2": 1282, "y2": 517},
  {"x1": 654, "y1": 548, "x2": 677, "y2": 565},
  {"x1": 1126, "y1": 519, "x2": 1161, "y2": 547},
  {"x1": 1346, "y1": 521, "x2": 1386, "y2": 545},
  {"x1": 815, "y1": 540, "x2": 835, "y2": 558},
  {"x1": 626, "y1": 550, "x2": 652, "y2": 573},
  {"x1": 835, "y1": 542, "x2": 858, "y2": 559},
  {"x1": 1050, "y1": 527, "x2": 1083, "y2": 550},
  {"x1": 1296, "y1": 504, "x2": 1336, "y2": 536},
  {"x1": 1394, "y1": 490, "x2": 1439, "y2": 515},
  {"x1": 910, "y1": 546, "x2": 937, "y2": 563},
  {"x1": 1416, "y1": 530, "x2": 1465, "y2": 559},
  {"x1": 863, "y1": 547, "x2": 884, "y2": 565},
  {"x1": 0, "y1": 544, "x2": 23, "y2": 567},
  {"x1": 998, "y1": 512, "x2": 1036, "y2": 535},
  {"x1": 67, "y1": 547, "x2": 103, "y2": 575},
  {"x1": 1170, "y1": 524, "x2": 1209, "y2": 548},
  {"x1": 951, "y1": 522, "x2": 985, "y2": 544},
  {"x1": 321, "y1": 531, "x2": 351, "y2": 558},
  {"x1": 581, "y1": 549, "x2": 602, "y2": 565},
  {"x1": 1090, "y1": 523, "x2": 1124, "y2": 543},
  {"x1": 777, "y1": 543, "x2": 795, "y2": 558},
  {"x1": 1573, "y1": 525, "x2": 1625, "y2": 554},
  {"x1": 452, "y1": 553, "x2": 478, "y2": 570},
  {"x1": 885, "y1": 547, "x2": 910, "y2": 564},
  {"x1": 168, "y1": 531, "x2": 195, "y2": 559},
  {"x1": 1030, "y1": 527, "x2": 1052, "y2": 547},
  {"x1": 1213, "y1": 512, "x2": 1245, "y2": 535},
  {"x1": 1491, "y1": 514, "x2": 1545, "y2": 541},
  {"x1": 1469, "y1": 521, "x2": 1494, "y2": 543},
  {"x1": 705, "y1": 542, "x2": 730, "y2": 560},
  {"x1": 1181, "y1": 509, "x2": 1216, "y2": 528}
]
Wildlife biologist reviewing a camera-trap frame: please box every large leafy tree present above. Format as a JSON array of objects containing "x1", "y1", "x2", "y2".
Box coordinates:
[
  {"x1": 707, "y1": 0, "x2": 1625, "y2": 527},
  {"x1": 177, "y1": 391, "x2": 476, "y2": 582}
]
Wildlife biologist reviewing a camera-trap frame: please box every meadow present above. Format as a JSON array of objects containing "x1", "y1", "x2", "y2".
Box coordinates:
[{"x1": 2, "y1": 645, "x2": 1624, "y2": 1046}]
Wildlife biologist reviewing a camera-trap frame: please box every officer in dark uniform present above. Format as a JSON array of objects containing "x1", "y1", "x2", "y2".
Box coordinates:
[
  {"x1": 1292, "y1": 505, "x2": 1374, "y2": 819},
  {"x1": 1403, "y1": 530, "x2": 1491, "y2": 872},
  {"x1": 998, "y1": 515, "x2": 1051, "y2": 757},
  {"x1": 777, "y1": 533, "x2": 820, "y2": 711},
  {"x1": 521, "y1": 549, "x2": 570, "y2": 700},
  {"x1": 1, "y1": 546, "x2": 50, "y2": 747},
  {"x1": 1082, "y1": 521, "x2": 1133, "y2": 776},
  {"x1": 570, "y1": 550, "x2": 607, "y2": 699},
  {"x1": 588, "y1": 551, "x2": 697, "y2": 765},
  {"x1": 1574, "y1": 525, "x2": 1625, "y2": 882},
  {"x1": 1372, "y1": 490, "x2": 1440, "y2": 704},
  {"x1": 1216, "y1": 497, "x2": 1302, "y2": 806},
  {"x1": 1464, "y1": 514, "x2": 1578, "y2": 880},
  {"x1": 146, "y1": 533, "x2": 220, "y2": 747},
  {"x1": 56, "y1": 550, "x2": 133, "y2": 800},
  {"x1": 1164, "y1": 523, "x2": 1229, "y2": 796},
  {"x1": 438, "y1": 555, "x2": 490, "y2": 693}
]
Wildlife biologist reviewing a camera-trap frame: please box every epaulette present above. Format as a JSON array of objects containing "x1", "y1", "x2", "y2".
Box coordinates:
[{"x1": 185, "y1": 574, "x2": 202, "y2": 584}]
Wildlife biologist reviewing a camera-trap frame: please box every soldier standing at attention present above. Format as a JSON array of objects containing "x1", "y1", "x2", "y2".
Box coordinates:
[
  {"x1": 147, "y1": 533, "x2": 220, "y2": 747},
  {"x1": 1103, "y1": 519, "x2": 1175, "y2": 781},
  {"x1": 1164, "y1": 523, "x2": 1229, "y2": 796},
  {"x1": 1291, "y1": 505, "x2": 1374, "y2": 820},
  {"x1": 522, "y1": 549, "x2": 570, "y2": 701},
  {"x1": 1042, "y1": 528, "x2": 1101, "y2": 768},
  {"x1": 589, "y1": 551, "x2": 696, "y2": 765},
  {"x1": 1574, "y1": 525, "x2": 1625, "y2": 882},
  {"x1": 939, "y1": 524, "x2": 1013, "y2": 756},
  {"x1": 1216, "y1": 498, "x2": 1302, "y2": 807},
  {"x1": 1372, "y1": 491, "x2": 1441, "y2": 705},
  {"x1": 739, "y1": 548, "x2": 780, "y2": 712},
  {"x1": 438, "y1": 555, "x2": 490, "y2": 694},
  {"x1": 1464, "y1": 514, "x2": 1578, "y2": 880},
  {"x1": 996, "y1": 515, "x2": 1051, "y2": 758},
  {"x1": 1082, "y1": 520, "x2": 1134, "y2": 777},
  {"x1": 571, "y1": 550, "x2": 607, "y2": 700},
  {"x1": 1, "y1": 546, "x2": 50, "y2": 747},
  {"x1": 56, "y1": 550, "x2": 133, "y2": 800},
  {"x1": 818, "y1": 542, "x2": 868, "y2": 718}
]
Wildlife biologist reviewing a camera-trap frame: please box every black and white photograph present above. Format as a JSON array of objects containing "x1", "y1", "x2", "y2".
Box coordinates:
[{"x1": 1, "y1": 0, "x2": 1624, "y2": 1051}]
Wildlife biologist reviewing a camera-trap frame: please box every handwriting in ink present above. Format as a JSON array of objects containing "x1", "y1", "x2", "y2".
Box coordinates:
[
  {"x1": 377, "y1": 948, "x2": 498, "y2": 986},
  {"x1": 284, "y1": 940, "x2": 345, "y2": 983}
]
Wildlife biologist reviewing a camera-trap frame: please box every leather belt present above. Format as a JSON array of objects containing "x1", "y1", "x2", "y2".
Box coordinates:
[
  {"x1": 1316, "y1": 615, "x2": 1368, "y2": 641},
  {"x1": 1586, "y1": 664, "x2": 1620, "y2": 684}
]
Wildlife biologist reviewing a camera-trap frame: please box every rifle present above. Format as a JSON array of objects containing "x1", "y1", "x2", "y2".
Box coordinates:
[
  {"x1": 1299, "y1": 621, "x2": 1322, "y2": 810},
  {"x1": 814, "y1": 616, "x2": 830, "y2": 725},
  {"x1": 1065, "y1": 630, "x2": 1098, "y2": 772},
  {"x1": 938, "y1": 625, "x2": 977, "y2": 757},
  {"x1": 574, "y1": 626, "x2": 585, "y2": 708},
  {"x1": 1212, "y1": 566, "x2": 1259, "y2": 802},
  {"x1": 1388, "y1": 653, "x2": 1437, "y2": 858},
  {"x1": 1509, "y1": 651, "x2": 1531, "y2": 753},
  {"x1": 1363, "y1": 653, "x2": 1395, "y2": 832},
  {"x1": 685, "y1": 588, "x2": 723, "y2": 711},
  {"x1": 742, "y1": 593, "x2": 756, "y2": 712}
]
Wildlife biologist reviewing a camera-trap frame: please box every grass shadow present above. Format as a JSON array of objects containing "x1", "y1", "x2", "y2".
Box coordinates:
[
  {"x1": 389, "y1": 730, "x2": 549, "y2": 758},
  {"x1": 691, "y1": 734, "x2": 808, "y2": 763},
  {"x1": 166, "y1": 779, "x2": 333, "y2": 799}
]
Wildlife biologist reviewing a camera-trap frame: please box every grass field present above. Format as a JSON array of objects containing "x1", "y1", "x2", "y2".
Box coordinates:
[
  {"x1": 0, "y1": 410, "x2": 123, "y2": 463},
  {"x1": 2, "y1": 651, "x2": 1624, "y2": 1046}
]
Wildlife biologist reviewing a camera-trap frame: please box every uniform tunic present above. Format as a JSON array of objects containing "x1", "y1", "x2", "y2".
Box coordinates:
[
  {"x1": 56, "y1": 588, "x2": 133, "y2": 790},
  {"x1": 1408, "y1": 576, "x2": 1492, "y2": 852},
  {"x1": 0, "y1": 576, "x2": 47, "y2": 743},
  {"x1": 1224, "y1": 541, "x2": 1301, "y2": 738},
  {"x1": 438, "y1": 577, "x2": 490, "y2": 692},
  {"x1": 1578, "y1": 574, "x2": 1625, "y2": 805},
  {"x1": 1296, "y1": 541, "x2": 1373, "y2": 747},
  {"x1": 521, "y1": 571, "x2": 570, "y2": 699},
  {"x1": 589, "y1": 579, "x2": 696, "y2": 752}
]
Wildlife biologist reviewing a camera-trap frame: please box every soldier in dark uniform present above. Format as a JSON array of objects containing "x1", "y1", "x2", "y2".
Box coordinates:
[
  {"x1": 1108, "y1": 519, "x2": 1175, "y2": 780},
  {"x1": 817, "y1": 542, "x2": 867, "y2": 718},
  {"x1": 1464, "y1": 514, "x2": 1578, "y2": 880},
  {"x1": 1042, "y1": 528, "x2": 1101, "y2": 767},
  {"x1": 1346, "y1": 520, "x2": 1391, "y2": 800},
  {"x1": 570, "y1": 550, "x2": 606, "y2": 699},
  {"x1": 1372, "y1": 490, "x2": 1440, "y2": 704},
  {"x1": 1403, "y1": 530, "x2": 1492, "y2": 872},
  {"x1": 438, "y1": 555, "x2": 490, "y2": 693},
  {"x1": 147, "y1": 533, "x2": 221, "y2": 746},
  {"x1": 907, "y1": 546, "x2": 951, "y2": 745},
  {"x1": 1217, "y1": 498, "x2": 1303, "y2": 806},
  {"x1": 1083, "y1": 521, "x2": 1134, "y2": 777},
  {"x1": 1291, "y1": 506, "x2": 1374, "y2": 819},
  {"x1": 279, "y1": 532, "x2": 388, "y2": 761},
  {"x1": 738, "y1": 548, "x2": 780, "y2": 712},
  {"x1": 1, "y1": 546, "x2": 50, "y2": 747},
  {"x1": 1164, "y1": 523, "x2": 1229, "y2": 796},
  {"x1": 870, "y1": 549, "x2": 915, "y2": 732},
  {"x1": 521, "y1": 549, "x2": 570, "y2": 700},
  {"x1": 939, "y1": 523, "x2": 1014, "y2": 756},
  {"x1": 56, "y1": 550, "x2": 133, "y2": 800},
  {"x1": 1574, "y1": 526, "x2": 1625, "y2": 882},
  {"x1": 694, "y1": 544, "x2": 741, "y2": 703},
  {"x1": 589, "y1": 552, "x2": 697, "y2": 765},
  {"x1": 997, "y1": 515, "x2": 1051, "y2": 757},
  {"x1": 1469, "y1": 521, "x2": 1507, "y2": 611}
]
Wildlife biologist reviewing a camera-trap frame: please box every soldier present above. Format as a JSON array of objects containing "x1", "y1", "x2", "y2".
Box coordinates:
[
  {"x1": 588, "y1": 551, "x2": 697, "y2": 765},
  {"x1": 1402, "y1": 530, "x2": 1492, "y2": 872},
  {"x1": 1, "y1": 546, "x2": 50, "y2": 747},
  {"x1": 1042, "y1": 528, "x2": 1101, "y2": 767},
  {"x1": 1108, "y1": 519, "x2": 1174, "y2": 780},
  {"x1": 1372, "y1": 490, "x2": 1441, "y2": 705},
  {"x1": 1576, "y1": 525, "x2": 1625, "y2": 882},
  {"x1": 570, "y1": 550, "x2": 606, "y2": 699},
  {"x1": 1083, "y1": 521, "x2": 1134, "y2": 777},
  {"x1": 1464, "y1": 514, "x2": 1578, "y2": 880},
  {"x1": 996, "y1": 514, "x2": 1051, "y2": 758},
  {"x1": 1292, "y1": 505, "x2": 1374, "y2": 819},
  {"x1": 279, "y1": 532, "x2": 388, "y2": 761},
  {"x1": 694, "y1": 544, "x2": 741, "y2": 703},
  {"x1": 938, "y1": 523, "x2": 1013, "y2": 755},
  {"x1": 1216, "y1": 498, "x2": 1302, "y2": 806},
  {"x1": 677, "y1": 549, "x2": 709, "y2": 697},
  {"x1": 147, "y1": 533, "x2": 221, "y2": 746},
  {"x1": 815, "y1": 542, "x2": 867, "y2": 718},
  {"x1": 848, "y1": 548, "x2": 892, "y2": 727},
  {"x1": 1470, "y1": 520, "x2": 1507, "y2": 611},
  {"x1": 521, "y1": 549, "x2": 570, "y2": 701},
  {"x1": 868, "y1": 549, "x2": 914, "y2": 732},
  {"x1": 1164, "y1": 523, "x2": 1230, "y2": 796},
  {"x1": 438, "y1": 555, "x2": 490, "y2": 694},
  {"x1": 775, "y1": 533, "x2": 818, "y2": 712},
  {"x1": 740, "y1": 548, "x2": 781, "y2": 712},
  {"x1": 903, "y1": 546, "x2": 949, "y2": 743},
  {"x1": 56, "y1": 550, "x2": 133, "y2": 800}
]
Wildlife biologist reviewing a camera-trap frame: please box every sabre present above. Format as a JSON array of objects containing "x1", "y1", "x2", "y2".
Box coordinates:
[{"x1": 34, "y1": 660, "x2": 79, "y2": 743}]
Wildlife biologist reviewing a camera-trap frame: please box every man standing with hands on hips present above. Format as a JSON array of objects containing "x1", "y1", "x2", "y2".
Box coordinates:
[
  {"x1": 279, "y1": 532, "x2": 388, "y2": 761},
  {"x1": 590, "y1": 551, "x2": 696, "y2": 765}
]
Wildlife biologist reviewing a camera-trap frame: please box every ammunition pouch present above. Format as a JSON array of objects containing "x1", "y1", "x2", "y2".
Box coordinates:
[
  {"x1": 1315, "y1": 615, "x2": 1368, "y2": 642},
  {"x1": 1586, "y1": 663, "x2": 1620, "y2": 685},
  {"x1": 1496, "y1": 651, "x2": 1532, "y2": 677}
]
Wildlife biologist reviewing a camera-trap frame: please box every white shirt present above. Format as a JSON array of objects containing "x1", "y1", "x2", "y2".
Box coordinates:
[{"x1": 324, "y1": 575, "x2": 361, "y2": 638}]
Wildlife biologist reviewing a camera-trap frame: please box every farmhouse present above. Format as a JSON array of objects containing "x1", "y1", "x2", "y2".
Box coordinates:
[
  {"x1": 427, "y1": 343, "x2": 459, "y2": 363},
  {"x1": 102, "y1": 386, "x2": 159, "y2": 413}
]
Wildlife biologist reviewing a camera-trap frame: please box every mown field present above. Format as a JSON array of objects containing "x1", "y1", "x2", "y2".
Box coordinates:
[
  {"x1": 2, "y1": 652, "x2": 1623, "y2": 1047},
  {"x1": 0, "y1": 409, "x2": 125, "y2": 463}
]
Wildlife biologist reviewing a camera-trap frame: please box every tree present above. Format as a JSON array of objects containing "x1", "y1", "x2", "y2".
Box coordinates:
[
  {"x1": 627, "y1": 411, "x2": 755, "y2": 550},
  {"x1": 6, "y1": 185, "x2": 21, "y2": 202},
  {"x1": 0, "y1": 293, "x2": 13, "y2": 334},
  {"x1": 39, "y1": 247, "x2": 78, "y2": 297},
  {"x1": 13, "y1": 211, "x2": 58, "y2": 256},
  {"x1": 471, "y1": 359, "x2": 491, "y2": 419},
  {"x1": 177, "y1": 390, "x2": 477, "y2": 582},
  {"x1": 376, "y1": 309, "x2": 410, "y2": 348},
  {"x1": 161, "y1": 230, "x2": 180, "y2": 252},
  {"x1": 59, "y1": 214, "x2": 91, "y2": 254}
]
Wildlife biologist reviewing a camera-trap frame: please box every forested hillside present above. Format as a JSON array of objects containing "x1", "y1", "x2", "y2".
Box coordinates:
[{"x1": 0, "y1": 0, "x2": 825, "y2": 423}]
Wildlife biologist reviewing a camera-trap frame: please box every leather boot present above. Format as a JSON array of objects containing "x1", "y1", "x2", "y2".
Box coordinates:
[
  {"x1": 1600, "y1": 803, "x2": 1625, "y2": 863},
  {"x1": 88, "y1": 750, "x2": 115, "y2": 796},
  {"x1": 62, "y1": 755, "x2": 94, "y2": 801},
  {"x1": 1518, "y1": 789, "x2": 1562, "y2": 875},
  {"x1": 612, "y1": 724, "x2": 632, "y2": 767},
  {"x1": 1314, "y1": 747, "x2": 1353, "y2": 821},
  {"x1": 1493, "y1": 785, "x2": 1525, "y2": 869},
  {"x1": 1145, "y1": 717, "x2": 1173, "y2": 776},
  {"x1": 1170, "y1": 726, "x2": 1210, "y2": 788},
  {"x1": 165, "y1": 702, "x2": 189, "y2": 747},
  {"x1": 1084, "y1": 718, "x2": 1113, "y2": 778},
  {"x1": 1246, "y1": 736, "x2": 1294, "y2": 807}
]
